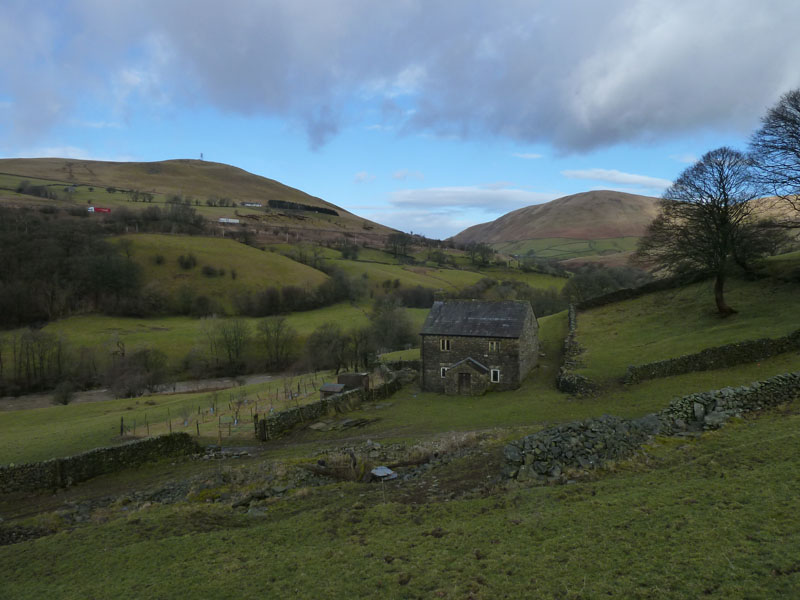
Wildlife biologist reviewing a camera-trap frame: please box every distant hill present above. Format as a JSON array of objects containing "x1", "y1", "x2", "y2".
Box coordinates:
[
  {"x1": 451, "y1": 190, "x2": 661, "y2": 262},
  {"x1": 453, "y1": 190, "x2": 660, "y2": 244},
  {"x1": 0, "y1": 157, "x2": 393, "y2": 243}
]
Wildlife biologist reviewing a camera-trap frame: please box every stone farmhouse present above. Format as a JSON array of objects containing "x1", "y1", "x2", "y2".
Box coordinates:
[{"x1": 419, "y1": 300, "x2": 539, "y2": 395}]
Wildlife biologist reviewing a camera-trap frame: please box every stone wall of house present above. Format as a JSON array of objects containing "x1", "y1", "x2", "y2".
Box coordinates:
[
  {"x1": 444, "y1": 361, "x2": 489, "y2": 395},
  {"x1": 255, "y1": 374, "x2": 402, "y2": 441},
  {"x1": 504, "y1": 371, "x2": 800, "y2": 482},
  {"x1": 518, "y1": 310, "x2": 540, "y2": 382},
  {"x1": 421, "y1": 334, "x2": 524, "y2": 393},
  {"x1": 0, "y1": 433, "x2": 200, "y2": 494},
  {"x1": 555, "y1": 304, "x2": 598, "y2": 395},
  {"x1": 623, "y1": 329, "x2": 800, "y2": 384}
]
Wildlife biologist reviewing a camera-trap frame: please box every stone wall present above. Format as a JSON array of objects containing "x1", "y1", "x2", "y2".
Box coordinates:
[
  {"x1": 575, "y1": 272, "x2": 709, "y2": 311},
  {"x1": 555, "y1": 304, "x2": 598, "y2": 395},
  {"x1": 623, "y1": 329, "x2": 800, "y2": 384},
  {"x1": 421, "y1": 334, "x2": 529, "y2": 393},
  {"x1": 0, "y1": 433, "x2": 200, "y2": 494},
  {"x1": 504, "y1": 371, "x2": 800, "y2": 482},
  {"x1": 255, "y1": 374, "x2": 402, "y2": 441}
]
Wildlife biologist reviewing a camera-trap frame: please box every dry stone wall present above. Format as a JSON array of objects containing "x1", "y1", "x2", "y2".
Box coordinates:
[
  {"x1": 0, "y1": 433, "x2": 200, "y2": 494},
  {"x1": 623, "y1": 329, "x2": 800, "y2": 384},
  {"x1": 505, "y1": 371, "x2": 800, "y2": 482},
  {"x1": 255, "y1": 375, "x2": 402, "y2": 441},
  {"x1": 555, "y1": 304, "x2": 598, "y2": 395}
]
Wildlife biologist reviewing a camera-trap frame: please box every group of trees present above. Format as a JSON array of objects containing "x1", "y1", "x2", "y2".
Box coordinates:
[
  {"x1": 304, "y1": 297, "x2": 416, "y2": 374},
  {"x1": 0, "y1": 208, "x2": 143, "y2": 327},
  {"x1": 635, "y1": 89, "x2": 800, "y2": 315}
]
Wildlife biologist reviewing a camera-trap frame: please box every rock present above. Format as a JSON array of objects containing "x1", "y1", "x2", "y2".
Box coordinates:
[
  {"x1": 693, "y1": 402, "x2": 706, "y2": 421},
  {"x1": 502, "y1": 444, "x2": 523, "y2": 464}
]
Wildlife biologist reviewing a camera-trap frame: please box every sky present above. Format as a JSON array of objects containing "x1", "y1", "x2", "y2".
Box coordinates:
[{"x1": 1, "y1": 1, "x2": 799, "y2": 238}]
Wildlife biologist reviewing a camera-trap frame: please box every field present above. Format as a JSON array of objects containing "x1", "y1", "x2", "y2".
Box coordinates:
[
  {"x1": 113, "y1": 234, "x2": 329, "y2": 311},
  {"x1": 2, "y1": 208, "x2": 800, "y2": 597},
  {"x1": 575, "y1": 276, "x2": 800, "y2": 382},
  {"x1": 18, "y1": 303, "x2": 428, "y2": 371},
  {"x1": 493, "y1": 236, "x2": 640, "y2": 260}
]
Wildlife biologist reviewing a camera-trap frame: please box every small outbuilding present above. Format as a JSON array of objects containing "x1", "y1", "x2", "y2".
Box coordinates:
[
  {"x1": 319, "y1": 383, "x2": 346, "y2": 399},
  {"x1": 419, "y1": 300, "x2": 538, "y2": 395},
  {"x1": 337, "y1": 372, "x2": 370, "y2": 392}
]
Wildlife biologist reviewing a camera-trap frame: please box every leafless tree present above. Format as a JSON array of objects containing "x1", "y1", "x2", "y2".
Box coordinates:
[
  {"x1": 257, "y1": 316, "x2": 297, "y2": 370},
  {"x1": 750, "y1": 88, "x2": 800, "y2": 225},
  {"x1": 634, "y1": 147, "x2": 780, "y2": 316}
]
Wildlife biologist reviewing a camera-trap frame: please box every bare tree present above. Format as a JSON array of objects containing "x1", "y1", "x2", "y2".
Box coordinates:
[
  {"x1": 257, "y1": 316, "x2": 297, "y2": 370},
  {"x1": 634, "y1": 147, "x2": 778, "y2": 316},
  {"x1": 750, "y1": 88, "x2": 800, "y2": 225}
]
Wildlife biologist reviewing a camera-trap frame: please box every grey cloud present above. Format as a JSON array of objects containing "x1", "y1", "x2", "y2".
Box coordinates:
[{"x1": 3, "y1": 0, "x2": 800, "y2": 150}]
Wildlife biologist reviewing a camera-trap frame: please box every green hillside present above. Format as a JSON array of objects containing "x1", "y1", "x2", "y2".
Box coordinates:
[
  {"x1": 575, "y1": 276, "x2": 800, "y2": 382},
  {"x1": 113, "y1": 234, "x2": 329, "y2": 312}
]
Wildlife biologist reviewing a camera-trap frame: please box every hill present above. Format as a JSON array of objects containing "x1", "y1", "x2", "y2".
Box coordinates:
[
  {"x1": 113, "y1": 234, "x2": 330, "y2": 313},
  {"x1": 452, "y1": 190, "x2": 660, "y2": 261},
  {"x1": 0, "y1": 157, "x2": 393, "y2": 245}
]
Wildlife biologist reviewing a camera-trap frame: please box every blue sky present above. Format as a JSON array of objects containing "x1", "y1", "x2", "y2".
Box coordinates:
[{"x1": 1, "y1": 1, "x2": 799, "y2": 238}]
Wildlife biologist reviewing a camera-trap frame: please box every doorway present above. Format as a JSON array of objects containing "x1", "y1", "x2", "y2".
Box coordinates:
[{"x1": 458, "y1": 372, "x2": 471, "y2": 394}]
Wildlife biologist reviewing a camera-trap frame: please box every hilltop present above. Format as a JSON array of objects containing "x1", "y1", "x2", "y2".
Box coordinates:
[
  {"x1": 0, "y1": 157, "x2": 393, "y2": 245},
  {"x1": 452, "y1": 190, "x2": 660, "y2": 262}
]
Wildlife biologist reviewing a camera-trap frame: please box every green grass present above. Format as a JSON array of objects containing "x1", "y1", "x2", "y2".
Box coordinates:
[
  {"x1": 3, "y1": 400, "x2": 800, "y2": 598},
  {"x1": 331, "y1": 258, "x2": 486, "y2": 292},
  {"x1": 8, "y1": 308, "x2": 798, "y2": 466},
  {"x1": 494, "y1": 236, "x2": 640, "y2": 260},
  {"x1": 0, "y1": 371, "x2": 338, "y2": 465},
  {"x1": 576, "y1": 276, "x2": 800, "y2": 382},
  {"x1": 29, "y1": 303, "x2": 392, "y2": 367},
  {"x1": 113, "y1": 233, "x2": 329, "y2": 311}
]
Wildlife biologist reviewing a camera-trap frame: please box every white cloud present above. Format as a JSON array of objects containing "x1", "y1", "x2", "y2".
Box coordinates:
[
  {"x1": 389, "y1": 185, "x2": 557, "y2": 212},
  {"x1": 512, "y1": 153, "x2": 543, "y2": 160},
  {"x1": 561, "y1": 168, "x2": 672, "y2": 190},
  {"x1": 354, "y1": 171, "x2": 375, "y2": 183},
  {"x1": 392, "y1": 169, "x2": 424, "y2": 181},
  {"x1": 11, "y1": 146, "x2": 136, "y2": 161},
  {"x1": 670, "y1": 153, "x2": 698, "y2": 164}
]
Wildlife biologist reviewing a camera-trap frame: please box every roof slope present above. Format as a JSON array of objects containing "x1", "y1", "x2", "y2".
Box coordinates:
[{"x1": 420, "y1": 300, "x2": 534, "y2": 338}]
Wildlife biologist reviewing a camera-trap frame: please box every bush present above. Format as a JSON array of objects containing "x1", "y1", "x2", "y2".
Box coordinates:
[
  {"x1": 178, "y1": 254, "x2": 197, "y2": 270},
  {"x1": 52, "y1": 381, "x2": 76, "y2": 405}
]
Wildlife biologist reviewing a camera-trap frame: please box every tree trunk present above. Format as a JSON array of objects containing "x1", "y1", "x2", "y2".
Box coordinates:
[{"x1": 714, "y1": 272, "x2": 737, "y2": 316}]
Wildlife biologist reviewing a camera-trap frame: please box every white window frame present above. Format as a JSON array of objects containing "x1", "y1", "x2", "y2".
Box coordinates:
[
  {"x1": 440, "y1": 367, "x2": 447, "y2": 378},
  {"x1": 490, "y1": 369, "x2": 500, "y2": 383},
  {"x1": 489, "y1": 340, "x2": 500, "y2": 352},
  {"x1": 440, "y1": 338, "x2": 451, "y2": 351}
]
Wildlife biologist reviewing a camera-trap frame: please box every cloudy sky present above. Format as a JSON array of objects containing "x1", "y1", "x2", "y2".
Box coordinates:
[{"x1": 2, "y1": 1, "x2": 799, "y2": 237}]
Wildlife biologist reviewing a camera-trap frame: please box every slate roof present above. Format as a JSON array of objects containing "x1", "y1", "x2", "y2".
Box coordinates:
[
  {"x1": 320, "y1": 383, "x2": 346, "y2": 393},
  {"x1": 420, "y1": 300, "x2": 534, "y2": 339}
]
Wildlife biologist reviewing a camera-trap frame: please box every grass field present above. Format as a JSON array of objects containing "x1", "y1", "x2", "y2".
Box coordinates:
[
  {"x1": 21, "y1": 303, "x2": 428, "y2": 370},
  {"x1": 1, "y1": 378, "x2": 799, "y2": 597},
  {"x1": 575, "y1": 276, "x2": 800, "y2": 382},
  {"x1": 3, "y1": 264, "x2": 800, "y2": 597},
  {"x1": 493, "y1": 236, "x2": 640, "y2": 260},
  {"x1": 112, "y1": 234, "x2": 329, "y2": 311}
]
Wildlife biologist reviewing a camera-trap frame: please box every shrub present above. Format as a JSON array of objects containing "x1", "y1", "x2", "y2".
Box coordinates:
[
  {"x1": 178, "y1": 254, "x2": 197, "y2": 269},
  {"x1": 52, "y1": 381, "x2": 76, "y2": 405}
]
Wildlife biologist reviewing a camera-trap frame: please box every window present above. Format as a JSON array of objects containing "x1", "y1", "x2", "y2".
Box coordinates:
[
  {"x1": 491, "y1": 369, "x2": 500, "y2": 383},
  {"x1": 440, "y1": 338, "x2": 451, "y2": 351},
  {"x1": 489, "y1": 340, "x2": 500, "y2": 352},
  {"x1": 440, "y1": 367, "x2": 447, "y2": 378}
]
